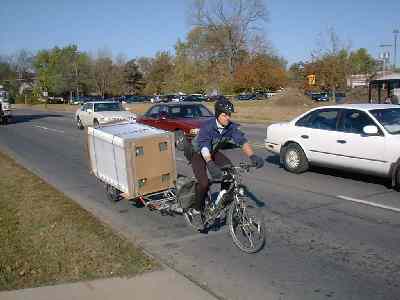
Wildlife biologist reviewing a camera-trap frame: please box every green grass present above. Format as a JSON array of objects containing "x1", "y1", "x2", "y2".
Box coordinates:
[{"x1": 0, "y1": 152, "x2": 157, "y2": 291}]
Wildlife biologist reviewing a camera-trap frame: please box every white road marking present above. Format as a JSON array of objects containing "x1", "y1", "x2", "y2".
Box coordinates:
[
  {"x1": 32, "y1": 125, "x2": 65, "y2": 134},
  {"x1": 337, "y1": 195, "x2": 400, "y2": 213}
]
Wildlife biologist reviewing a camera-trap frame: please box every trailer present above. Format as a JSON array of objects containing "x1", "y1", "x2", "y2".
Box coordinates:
[{"x1": 87, "y1": 121, "x2": 183, "y2": 213}]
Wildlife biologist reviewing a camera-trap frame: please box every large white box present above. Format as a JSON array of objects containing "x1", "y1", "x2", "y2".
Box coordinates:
[{"x1": 87, "y1": 122, "x2": 177, "y2": 198}]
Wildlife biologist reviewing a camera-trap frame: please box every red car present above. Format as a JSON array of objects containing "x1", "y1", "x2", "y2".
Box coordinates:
[{"x1": 137, "y1": 102, "x2": 214, "y2": 150}]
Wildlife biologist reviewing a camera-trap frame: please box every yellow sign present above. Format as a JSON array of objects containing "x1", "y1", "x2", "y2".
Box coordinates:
[{"x1": 307, "y1": 74, "x2": 316, "y2": 85}]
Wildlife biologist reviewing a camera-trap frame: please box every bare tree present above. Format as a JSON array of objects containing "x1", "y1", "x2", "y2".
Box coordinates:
[
  {"x1": 11, "y1": 49, "x2": 34, "y2": 82},
  {"x1": 92, "y1": 56, "x2": 113, "y2": 98},
  {"x1": 189, "y1": 0, "x2": 268, "y2": 74}
]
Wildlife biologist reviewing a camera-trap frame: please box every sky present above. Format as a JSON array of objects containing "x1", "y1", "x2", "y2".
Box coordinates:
[{"x1": 1, "y1": 0, "x2": 399, "y2": 66}]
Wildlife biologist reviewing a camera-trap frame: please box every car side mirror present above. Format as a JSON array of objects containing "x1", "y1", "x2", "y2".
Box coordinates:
[
  {"x1": 363, "y1": 125, "x2": 379, "y2": 136},
  {"x1": 87, "y1": 108, "x2": 93, "y2": 113}
]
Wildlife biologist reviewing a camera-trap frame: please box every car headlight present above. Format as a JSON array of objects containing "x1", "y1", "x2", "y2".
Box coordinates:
[{"x1": 189, "y1": 128, "x2": 200, "y2": 135}]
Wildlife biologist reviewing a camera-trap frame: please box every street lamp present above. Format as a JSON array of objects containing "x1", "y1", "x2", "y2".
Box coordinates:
[{"x1": 393, "y1": 29, "x2": 399, "y2": 69}]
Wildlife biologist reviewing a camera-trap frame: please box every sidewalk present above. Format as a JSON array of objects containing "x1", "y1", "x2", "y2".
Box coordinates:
[{"x1": 0, "y1": 269, "x2": 218, "y2": 300}]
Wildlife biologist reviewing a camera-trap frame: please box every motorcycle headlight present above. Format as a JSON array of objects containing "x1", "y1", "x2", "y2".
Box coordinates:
[{"x1": 238, "y1": 187, "x2": 245, "y2": 196}]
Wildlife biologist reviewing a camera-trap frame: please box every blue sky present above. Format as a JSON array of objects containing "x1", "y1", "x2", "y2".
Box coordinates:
[{"x1": 1, "y1": 0, "x2": 399, "y2": 66}]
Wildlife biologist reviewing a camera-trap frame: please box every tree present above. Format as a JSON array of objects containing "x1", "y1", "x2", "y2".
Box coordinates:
[
  {"x1": 33, "y1": 48, "x2": 65, "y2": 96},
  {"x1": 143, "y1": 51, "x2": 174, "y2": 95},
  {"x1": 0, "y1": 59, "x2": 15, "y2": 83},
  {"x1": 33, "y1": 45, "x2": 92, "y2": 100},
  {"x1": 123, "y1": 59, "x2": 144, "y2": 95},
  {"x1": 11, "y1": 49, "x2": 34, "y2": 82},
  {"x1": 136, "y1": 57, "x2": 152, "y2": 79},
  {"x1": 172, "y1": 39, "x2": 209, "y2": 93},
  {"x1": 234, "y1": 53, "x2": 288, "y2": 92},
  {"x1": 92, "y1": 56, "x2": 113, "y2": 98},
  {"x1": 288, "y1": 62, "x2": 306, "y2": 82},
  {"x1": 310, "y1": 29, "x2": 350, "y2": 101},
  {"x1": 189, "y1": 0, "x2": 268, "y2": 75},
  {"x1": 348, "y1": 48, "x2": 376, "y2": 75}
]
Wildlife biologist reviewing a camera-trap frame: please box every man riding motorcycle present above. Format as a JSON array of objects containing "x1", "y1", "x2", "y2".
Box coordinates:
[{"x1": 187, "y1": 98, "x2": 264, "y2": 222}]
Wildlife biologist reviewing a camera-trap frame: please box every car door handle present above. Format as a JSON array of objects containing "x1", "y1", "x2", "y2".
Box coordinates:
[
  {"x1": 337, "y1": 140, "x2": 346, "y2": 144},
  {"x1": 301, "y1": 135, "x2": 309, "y2": 139}
]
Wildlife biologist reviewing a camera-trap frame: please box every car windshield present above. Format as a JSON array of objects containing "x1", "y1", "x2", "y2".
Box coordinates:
[
  {"x1": 370, "y1": 108, "x2": 400, "y2": 134},
  {"x1": 168, "y1": 105, "x2": 213, "y2": 118},
  {"x1": 94, "y1": 102, "x2": 122, "y2": 112}
]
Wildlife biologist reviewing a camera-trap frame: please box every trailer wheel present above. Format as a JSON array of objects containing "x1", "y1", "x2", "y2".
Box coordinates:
[{"x1": 105, "y1": 184, "x2": 122, "y2": 202}]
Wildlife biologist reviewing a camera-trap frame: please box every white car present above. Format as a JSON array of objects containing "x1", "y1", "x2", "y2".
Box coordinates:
[
  {"x1": 74, "y1": 101, "x2": 136, "y2": 129},
  {"x1": 265, "y1": 104, "x2": 400, "y2": 189}
]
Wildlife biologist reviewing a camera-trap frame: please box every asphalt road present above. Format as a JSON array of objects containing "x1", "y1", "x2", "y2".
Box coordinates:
[{"x1": 0, "y1": 109, "x2": 399, "y2": 300}]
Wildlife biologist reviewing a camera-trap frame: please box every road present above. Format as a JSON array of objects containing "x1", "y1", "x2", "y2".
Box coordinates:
[{"x1": 0, "y1": 109, "x2": 399, "y2": 300}]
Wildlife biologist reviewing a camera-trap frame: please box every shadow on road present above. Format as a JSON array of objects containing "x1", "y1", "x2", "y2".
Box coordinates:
[
  {"x1": 310, "y1": 165, "x2": 392, "y2": 189},
  {"x1": 264, "y1": 154, "x2": 392, "y2": 189},
  {"x1": 8, "y1": 114, "x2": 66, "y2": 124},
  {"x1": 265, "y1": 155, "x2": 281, "y2": 167},
  {"x1": 244, "y1": 186, "x2": 266, "y2": 208}
]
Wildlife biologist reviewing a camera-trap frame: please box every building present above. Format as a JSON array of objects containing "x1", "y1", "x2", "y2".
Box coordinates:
[
  {"x1": 369, "y1": 73, "x2": 400, "y2": 103},
  {"x1": 347, "y1": 74, "x2": 370, "y2": 88}
]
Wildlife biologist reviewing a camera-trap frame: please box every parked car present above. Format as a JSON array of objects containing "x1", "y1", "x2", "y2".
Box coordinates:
[
  {"x1": 48, "y1": 96, "x2": 65, "y2": 104},
  {"x1": 206, "y1": 95, "x2": 228, "y2": 102},
  {"x1": 74, "y1": 101, "x2": 136, "y2": 129},
  {"x1": 183, "y1": 94, "x2": 207, "y2": 102},
  {"x1": 310, "y1": 92, "x2": 329, "y2": 102},
  {"x1": 254, "y1": 91, "x2": 270, "y2": 100},
  {"x1": 123, "y1": 95, "x2": 148, "y2": 103},
  {"x1": 265, "y1": 104, "x2": 400, "y2": 188},
  {"x1": 236, "y1": 93, "x2": 257, "y2": 101},
  {"x1": 137, "y1": 102, "x2": 214, "y2": 150}
]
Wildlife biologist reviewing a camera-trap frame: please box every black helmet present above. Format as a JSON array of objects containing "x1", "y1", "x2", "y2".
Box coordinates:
[{"x1": 214, "y1": 98, "x2": 234, "y2": 117}]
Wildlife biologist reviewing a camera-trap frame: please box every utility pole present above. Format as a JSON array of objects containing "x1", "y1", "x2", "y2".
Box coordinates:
[
  {"x1": 394, "y1": 29, "x2": 399, "y2": 69},
  {"x1": 379, "y1": 44, "x2": 392, "y2": 71}
]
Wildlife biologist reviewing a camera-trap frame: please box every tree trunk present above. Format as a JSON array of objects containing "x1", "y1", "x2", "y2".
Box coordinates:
[{"x1": 331, "y1": 85, "x2": 336, "y2": 103}]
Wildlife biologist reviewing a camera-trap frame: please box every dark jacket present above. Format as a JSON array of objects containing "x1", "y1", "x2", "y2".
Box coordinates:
[{"x1": 191, "y1": 118, "x2": 247, "y2": 154}]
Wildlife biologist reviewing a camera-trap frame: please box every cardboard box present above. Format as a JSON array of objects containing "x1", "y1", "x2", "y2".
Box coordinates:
[{"x1": 87, "y1": 122, "x2": 177, "y2": 198}]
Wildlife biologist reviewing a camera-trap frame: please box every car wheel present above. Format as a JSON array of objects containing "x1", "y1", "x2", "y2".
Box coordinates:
[
  {"x1": 395, "y1": 167, "x2": 400, "y2": 192},
  {"x1": 93, "y1": 119, "x2": 100, "y2": 128},
  {"x1": 174, "y1": 130, "x2": 185, "y2": 151},
  {"x1": 282, "y1": 143, "x2": 309, "y2": 173},
  {"x1": 76, "y1": 117, "x2": 84, "y2": 130}
]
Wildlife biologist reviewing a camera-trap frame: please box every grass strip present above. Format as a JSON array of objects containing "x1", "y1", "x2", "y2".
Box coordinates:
[{"x1": 0, "y1": 151, "x2": 157, "y2": 291}]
